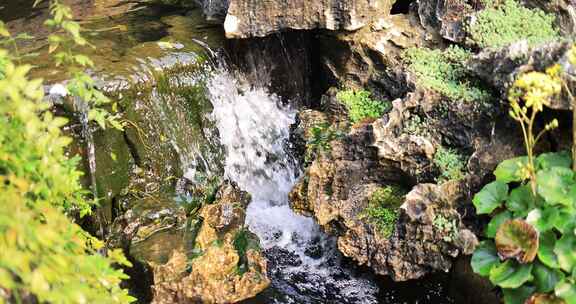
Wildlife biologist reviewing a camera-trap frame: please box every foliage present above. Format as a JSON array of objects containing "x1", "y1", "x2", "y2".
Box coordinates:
[
  {"x1": 233, "y1": 228, "x2": 260, "y2": 276},
  {"x1": 434, "y1": 146, "x2": 466, "y2": 183},
  {"x1": 362, "y1": 186, "x2": 406, "y2": 238},
  {"x1": 336, "y1": 89, "x2": 390, "y2": 123},
  {"x1": 433, "y1": 214, "x2": 460, "y2": 242},
  {"x1": 471, "y1": 66, "x2": 575, "y2": 303},
  {"x1": 403, "y1": 46, "x2": 491, "y2": 103},
  {"x1": 467, "y1": 0, "x2": 560, "y2": 49},
  {"x1": 305, "y1": 123, "x2": 344, "y2": 163},
  {"x1": 0, "y1": 59, "x2": 135, "y2": 302}
]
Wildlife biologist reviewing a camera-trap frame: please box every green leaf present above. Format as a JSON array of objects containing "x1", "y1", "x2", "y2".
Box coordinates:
[
  {"x1": 503, "y1": 286, "x2": 536, "y2": 304},
  {"x1": 555, "y1": 280, "x2": 576, "y2": 304},
  {"x1": 490, "y1": 260, "x2": 533, "y2": 288},
  {"x1": 486, "y1": 210, "x2": 513, "y2": 238},
  {"x1": 537, "y1": 167, "x2": 576, "y2": 206},
  {"x1": 527, "y1": 208, "x2": 559, "y2": 233},
  {"x1": 495, "y1": 156, "x2": 528, "y2": 183},
  {"x1": 536, "y1": 152, "x2": 572, "y2": 170},
  {"x1": 472, "y1": 241, "x2": 501, "y2": 276},
  {"x1": 507, "y1": 185, "x2": 538, "y2": 217},
  {"x1": 554, "y1": 234, "x2": 576, "y2": 273},
  {"x1": 495, "y1": 219, "x2": 539, "y2": 263},
  {"x1": 539, "y1": 231, "x2": 560, "y2": 269},
  {"x1": 473, "y1": 180, "x2": 509, "y2": 214},
  {"x1": 533, "y1": 262, "x2": 565, "y2": 293}
]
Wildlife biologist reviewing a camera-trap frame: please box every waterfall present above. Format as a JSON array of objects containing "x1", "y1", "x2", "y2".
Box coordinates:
[{"x1": 207, "y1": 68, "x2": 380, "y2": 304}]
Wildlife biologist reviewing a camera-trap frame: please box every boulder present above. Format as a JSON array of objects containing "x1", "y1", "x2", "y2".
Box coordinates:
[{"x1": 224, "y1": 0, "x2": 393, "y2": 38}]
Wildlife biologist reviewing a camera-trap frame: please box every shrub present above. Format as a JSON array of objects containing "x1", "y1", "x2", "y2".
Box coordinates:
[
  {"x1": 362, "y1": 186, "x2": 406, "y2": 238},
  {"x1": 305, "y1": 123, "x2": 343, "y2": 163},
  {"x1": 0, "y1": 60, "x2": 134, "y2": 303},
  {"x1": 336, "y1": 89, "x2": 390, "y2": 123},
  {"x1": 434, "y1": 146, "x2": 466, "y2": 183},
  {"x1": 470, "y1": 65, "x2": 576, "y2": 303},
  {"x1": 403, "y1": 46, "x2": 491, "y2": 103},
  {"x1": 467, "y1": 0, "x2": 560, "y2": 48}
]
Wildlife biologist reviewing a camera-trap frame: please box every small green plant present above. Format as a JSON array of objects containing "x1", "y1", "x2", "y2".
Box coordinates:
[
  {"x1": 403, "y1": 46, "x2": 491, "y2": 103},
  {"x1": 467, "y1": 0, "x2": 560, "y2": 48},
  {"x1": 404, "y1": 114, "x2": 428, "y2": 136},
  {"x1": 305, "y1": 123, "x2": 343, "y2": 163},
  {"x1": 233, "y1": 228, "x2": 260, "y2": 276},
  {"x1": 434, "y1": 146, "x2": 466, "y2": 183},
  {"x1": 433, "y1": 214, "x2": 459, "y2": 242},
  {"x1": 362, "y1": 186, "x2": 406, "y2": 238},
  {"x1": 470, "y1": 66, "x2": 576, "y2": 303},
  {"x1": 336, "y1": 89, "x2": 391, "y2": 123}
]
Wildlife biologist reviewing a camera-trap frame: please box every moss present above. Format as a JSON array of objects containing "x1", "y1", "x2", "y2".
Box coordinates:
[
  {"x1": 362, "y1": 186, "x2": 407, "y2": 238},
  {"x1": 434, "y1": 146, "x2": 466, "y2": 183},
  {"x1": 336, "y1": 89, "x2": 391, "y2": 123},
  {"x1": 467, "y1": 0, "x2": 560, "y2": 48},
  {"x1": 403, "y1": 46, "x2": 491, "y2": 103}
]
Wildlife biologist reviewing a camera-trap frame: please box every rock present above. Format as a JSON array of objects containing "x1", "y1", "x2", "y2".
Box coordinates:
[
  {"x1": 467, "y1": 40, "x2": 575, "y2": 110},
  {"x1": 224, "y1": 0, "x2": 393, "y2": 38},
  {"x1": 193, "y1": 0, "x2": 230, "y2": 22},
  {"x1": 416, "y1": 0, "x2": 477, "y2": 42},
  {"x1": 318, "y1": 14, "x2": 432, "y2": 100},
  {"x1": 449, "y1": 256, "x2": 501, "y2": 304},
  {"x1": 150, "y1": 182, "x2": 270, "y2": 304}
]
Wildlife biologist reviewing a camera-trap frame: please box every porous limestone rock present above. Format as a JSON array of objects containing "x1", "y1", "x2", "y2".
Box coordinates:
[
  {"x1": 224, "y1": 0, "x2": 393, "y2": 38},
  {"x1": 151, "y1": 182, "x2": 269, "y2": 304}
]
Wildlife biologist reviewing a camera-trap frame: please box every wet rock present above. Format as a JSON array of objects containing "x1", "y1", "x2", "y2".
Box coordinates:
[
  {"x1": 193, "y1": 0, "x2": 230, "y2": 22},
  {"x1": 449, "y1": 256, "x2": 501, "y2": 304},
  {"x1": 467, "y1": 40, "x2": 575, "y2": 110},
  {"x1": 151, "y1": 182, "x2": 270, "y2": 304},
  {"x1": 224, "y1": 0, "x2": 393, "y2": 38},
  {"x1": 416, "y1": 0, "x2": 478, "y2": 42}
]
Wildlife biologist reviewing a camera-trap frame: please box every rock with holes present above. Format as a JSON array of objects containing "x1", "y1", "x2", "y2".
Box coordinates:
[
  {"x1": 224, "y1": 0, "x2": 393, "y2": 38},
  {"x1": 151, "y1": 181, "x2": 269, "y2": 304}
]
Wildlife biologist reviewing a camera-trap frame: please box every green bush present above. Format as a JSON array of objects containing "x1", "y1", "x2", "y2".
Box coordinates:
[
  {"x1": 336, "y1": 89, "x2": 390, "y2": 123},
  {"x1": 467, "y1": 0, "x2": 560, "y2": 48},
  {"x1": 0, "y1": 59, "x2": 134, "y2": 303},
  {"x1": 305, "y1": 123, "x2": 343, "y2": 163},
  {"x1": 362, "y1": 186, "x2": 406, "y2": 238},
  {"x1": 434, "y1": 146, "x2": 466, "y2": 183},
  {"x1": 403, "y1": 46, "x2": 491, "y2": 103}
]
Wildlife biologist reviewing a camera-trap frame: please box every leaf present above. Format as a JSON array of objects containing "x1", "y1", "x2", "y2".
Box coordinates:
[
  {"x1": 539, "y1": 231, "x2": 560, "y2": 269},
  {"x1": 473, "y1": 180, "x2": 509, "y2": 214},
  {"x1": 507, "y1": 185, "x2": 538, "y2": 217},
  {"x1": 489, "y1": 260, "x2": 533, "y2": 288},
  {"x1": 536, "y1": 167, "x2": 576, "y2": 206},
  {"x1": 472, "y1": 241, "x2": 501, "y2": 276},
  {"x1": 555, "y1": 280, "x2": 576, "y2": 304},
  {"x1": 554, "y1": 234, "x2": 576, "y2": 273},
  {"x1": 527, "y1": 208, "x2": 559, "y2": 234},
  {"x1": 526, "y1": 293, "x2": 567, "y2": 304},
  {"x1": 486, "y1": 210, "x2": 513, "y2": 238},
  {"x1": 495, "y1": 156, "x2": 528, "y2": 183},
  {"x1": 503, "y1": 286, "x2": 536, "y2": 304},
  {"x1": 533, "y1": 262, "x2": 565, "y2": 293},
  {"x1": 536, "y1": 152, "x2": 572, "y2": 170},
  {"x1": 496, "y1": 219, "x2": 539, "y2": 263}
]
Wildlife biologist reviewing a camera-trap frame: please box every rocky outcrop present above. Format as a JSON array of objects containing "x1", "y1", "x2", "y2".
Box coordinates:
[
  {"x1": 193, "y1": 0, "x2": 230, "y2": 22},
  {"x1": 416, "y1": 0, "x2": 477, "y2": 42},
  {"x1": 224, "y1": 0, "x2": 393, "y2": 38},
  {"x1": 289, "y1": 87, "x2": 526, "y2": 281},
  {"x1": 468, "y1": 40, "x2": 576, "y2": 110},
  {"x1": 150, "y1": 182, "x2": 269, "y2": 304}
]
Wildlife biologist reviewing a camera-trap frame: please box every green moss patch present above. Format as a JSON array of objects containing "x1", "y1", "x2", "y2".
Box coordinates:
[
  {"x1": 336, "y1": 89, "x2": 391, "y2": 123},
  {"x1": 362, "y1": 186, "x2": 407, "y2": 238}
]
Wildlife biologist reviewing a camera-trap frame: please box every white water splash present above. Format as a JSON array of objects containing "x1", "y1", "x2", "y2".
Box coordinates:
[{"x1": 207, "y1": 69, "x2": 379, "y2": 303}]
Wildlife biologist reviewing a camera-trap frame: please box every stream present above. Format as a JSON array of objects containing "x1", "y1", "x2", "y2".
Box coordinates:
[{"x1": 13, "y1": 4, "x2": 459, "y2": 303}]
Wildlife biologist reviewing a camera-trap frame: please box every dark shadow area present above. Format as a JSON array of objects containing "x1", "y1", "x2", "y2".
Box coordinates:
[{"x1": 390, "y1": 0, "x2": 414, "y2": 15}]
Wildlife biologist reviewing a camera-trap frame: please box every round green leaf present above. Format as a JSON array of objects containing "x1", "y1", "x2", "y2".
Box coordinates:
[
  {"x1": 495, "y1": 156, "x2": 528, "y2": 183},
  {"x1": 496, "y1": 219, "x2": 539, "y2": 263},
  {"x1": 533, "y1": 262, "x2": 565, "y2": 293},
  {"x1": 490, "y1": 260, "x2": 534, "y2": 288},
  {"x1": 527, "y1": 208, "x2": 559, "y2": 233},
  {"x1": 539, "y1": 231, "x2": 560, "y2": 269},
  {"x1": 536, "y1": 152, "x2": 572, "y2": 170},
  {"x1": 507, "y1": 185, "x2": 538, "y2": 217},
  {"x1": 555, "y1": 280, "x2": 576, "y2": 304},
  {"x1": 552, "y1": 211, "x2": 574, "y2": 235},
  {"x1": 554, "y1": 234, "x2": 576, "y2": 273},
  {"x1": 473, "y1": 180, "x2": 509, "y2": 215},
  {"x1": 503, "y1": 285, "x2": 536, "y2": 304},
  {"x1": 486, "y1": 210, "x2": 513, "y2": 238},
  {"x1": 536, "y1": 167, "x2": 576, "y2": 207},
  {"x1": 472, "y1": 241, "x2": 500, "y2": 276}
]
